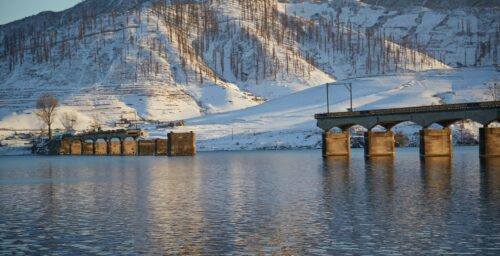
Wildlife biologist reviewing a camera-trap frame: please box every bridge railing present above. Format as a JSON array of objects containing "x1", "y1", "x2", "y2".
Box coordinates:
[{"x1": 315, "y1": 101, "x2": 500, "y2": 119}]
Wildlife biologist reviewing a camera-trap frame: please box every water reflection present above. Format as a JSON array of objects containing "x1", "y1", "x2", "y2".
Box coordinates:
[
  {"x1": 420, "y1": 157, "x2": 452, "y2": 194},
  {"x1": 480, "y1": 157, "x2": 500, "y2": 214},
  {"x1": 480, "y1": 157, "x2": 500, "y2": 172},
  {"x1": 142, "y1": 158, "x2": 201, "y2": 254},
  {"x1": 322, "y1": 156, "x2": 350, "y2": 191},
  {"x1": 321, "y1": 156, "x2": 351, "y2": 214},
  {"x1": 1, "y1": 149, "x2": 499, "y2": 255},
  {"x1": 364, "y1": 156, "x2": 396, "y2": 231},
  {"x1": 365, "y1": 156, "x2": 395, "y2": 195}
]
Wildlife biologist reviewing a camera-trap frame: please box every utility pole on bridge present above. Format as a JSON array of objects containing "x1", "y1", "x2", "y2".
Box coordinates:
[{"x1": 325, "y1": 82, "x2": 353, "y2": 113}]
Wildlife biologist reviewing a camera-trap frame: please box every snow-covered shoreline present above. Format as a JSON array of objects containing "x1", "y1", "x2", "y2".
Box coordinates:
[{"x1": 1, "y1": 67, "x2": 498, "y2": 155}]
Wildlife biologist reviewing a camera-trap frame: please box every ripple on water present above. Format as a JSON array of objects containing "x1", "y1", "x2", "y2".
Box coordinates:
[{"x1": 0, "y1": 149, "x2": 499, "y2": 255}]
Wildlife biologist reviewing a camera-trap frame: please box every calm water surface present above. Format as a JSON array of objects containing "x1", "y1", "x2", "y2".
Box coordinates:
[{"x1": 0, "y1": 148, "x2": 499, "y2": 255}]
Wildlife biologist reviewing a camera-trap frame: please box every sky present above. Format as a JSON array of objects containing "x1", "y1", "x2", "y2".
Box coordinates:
[{"x1": 0, "y1": 0, "x2": 81, "y2": 25}]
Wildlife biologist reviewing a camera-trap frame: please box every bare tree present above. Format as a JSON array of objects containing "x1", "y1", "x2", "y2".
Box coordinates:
[
  {"x1": 59, "y1": 112, "x2": 78, "y2": 131},
  {"x1": 487, "y1": 82, "x2": 499, "y2": 101},
  {"x1": 36, "y1": 94, "x2": 59, "y2": 140}
]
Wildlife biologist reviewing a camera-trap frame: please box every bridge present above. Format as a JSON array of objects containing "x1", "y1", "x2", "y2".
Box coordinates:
[
  {"x1": 314, "y1": 101, "x2": 500, "y2": 158},
  {"x1": 52, "y1": 129, "x2": 196, "y2": 156}
]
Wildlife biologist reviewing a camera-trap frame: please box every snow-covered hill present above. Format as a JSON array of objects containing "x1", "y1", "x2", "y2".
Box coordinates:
[
  {"x1": 285, "y1": 0, "x2": 499, "y2": 68},
  {"x1": 0, "y1": 0, "x2": 337, "y2": 125},
  {"x1": 0, "y1": 0, "x2": 498, "y2": 140}
]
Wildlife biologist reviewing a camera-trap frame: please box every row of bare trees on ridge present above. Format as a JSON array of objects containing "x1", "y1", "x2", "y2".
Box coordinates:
[{"x1": 2, "y1": 0, "x2": 499, "y2": 83}]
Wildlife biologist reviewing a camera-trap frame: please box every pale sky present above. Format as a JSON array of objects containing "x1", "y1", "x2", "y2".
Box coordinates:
[{"x1": 0, "y1": 0, "x2": 81, "y2": 25}]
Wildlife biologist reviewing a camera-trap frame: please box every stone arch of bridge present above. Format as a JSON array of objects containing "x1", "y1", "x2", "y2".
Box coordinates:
[
  {"x1": 332, "y1": 123, "x2": 369, "y2": 132},
  {"x1": 484, "y1": 118, "x2": 500, "y2": 127},
  {"x1": 327, "y1": 116, "x2": 496, "y2": 131},
  {"x1": 417, "y1": 116, "x2": 495, "y2": 128},
  {"x1": 488, "y1": 120, "x2": 500, "y2": 127},
  {"x1": 372, "y1": 116, "x2": 495, "y2": 130},
  {"x1": 446, "y1": 118, "x2": 485, "y2": 127},
  {"x1": 389, "y1": 121, "x2": 423, "y2": 131},
  {"x1": 124, "y1": 136, "x2": 136, "y2": 141}
]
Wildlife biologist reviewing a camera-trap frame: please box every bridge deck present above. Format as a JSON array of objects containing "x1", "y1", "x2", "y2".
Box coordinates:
[
  {"x1": 315, "y1": 101, "x2": 500, "y2": 130},
  {"x1": 315, "y1": 101, "x2": 500, "y2": 119}
]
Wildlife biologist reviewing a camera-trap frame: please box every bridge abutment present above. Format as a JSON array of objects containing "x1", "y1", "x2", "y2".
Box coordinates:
[
  {"x1": 168, "y1": 132, "x2": 197, "y2": 156},
  {"x1": 322, "y1": 131, "x2": 350, "y2": 157},
  {"x1": 420, "y1": 128, "x2": 453, "y2": 157},
  {"x1": 364, "y1": 131, "x2": 395, "y2": 157},
  {"x1": 480, "y1": 127, "x2": 500, "y2": 157}
]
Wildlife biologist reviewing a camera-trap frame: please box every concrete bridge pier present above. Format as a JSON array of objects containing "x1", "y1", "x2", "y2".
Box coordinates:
[
  {"x1": 480, "y1": 127, "x2": 500, "y2": 157},
  {"x1": 364, "y1": 131, "x2": 395, "y2": 157},
  {"x1": 322, "y1": 131, "x2": 350, "y2": 157},
  {"x1": 419, "y1": 128, "x2": 453, "y2": 157}
]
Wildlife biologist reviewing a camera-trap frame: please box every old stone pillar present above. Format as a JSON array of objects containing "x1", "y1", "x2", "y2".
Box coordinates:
[
  {"x1": 364, "y1": 131, "x2": 395, "y2": 157},
  {"x1": 70, "y1": 140, "x2": 82, "y2": 155},
  {"x1": 82, "y1": 140, "x2": 94, "y2": 155},
  {"x1": 106, "y1": 139, "x2": 111, "y2": 156},
  {"x1": 479, "y1": 127, "x2": 500, "y2": 157},
  {"x1": 120, "y1": 138, "x2": 125, "y2": 156},
  {"x1": 322, "y1": 131, "x2": 350, "y2": 157},
  {"x1": 123, "y1": 138, "x2": 138, "y2": 156},
  {"x1": 95, "y1": 139, "x2": 108, "y2": 155},
  {"x1": 109, "y1": 139, "x2": 121, "y2": 155},
  {"x1": 155, "y1": 139, "x2": 168, "y2": 156},
  {"x1": 80, "y1": 139, "x2": 84, "y2": 155},
  {"x1": 138, "y1": 140, "x2": 155, "y2": 156},
  {"x1": 60, "y1": 140, "x2": 71, "y2": 155},
  {"x1": 419, "y1": 128, "x2": 453, "y2": 157}
]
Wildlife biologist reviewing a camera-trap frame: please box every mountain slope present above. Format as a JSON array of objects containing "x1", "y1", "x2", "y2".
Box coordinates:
[{"x1": 0, "y1": 0, "x2": 497, "y2": 131}]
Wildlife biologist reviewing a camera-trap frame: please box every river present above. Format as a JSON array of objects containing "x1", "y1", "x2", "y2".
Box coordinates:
[{"x1": 0, "y1": 147, "x2": 499, "y2": 255}]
